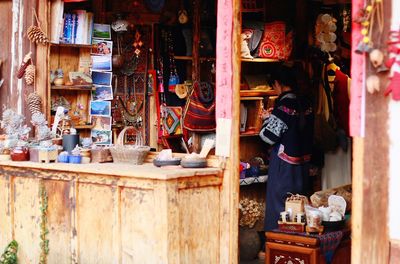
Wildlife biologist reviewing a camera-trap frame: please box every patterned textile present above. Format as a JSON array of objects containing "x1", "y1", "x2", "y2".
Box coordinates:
[
  {"x1": 162, "y1": 106, "x2": 183, "y2": 135},
  {"x1": 259, "y1": 91, "x2": 314, "y2": 164},
  {"x1": 264, "y1": 114, "x2": 288, "y2": 137},
  {"x1": 258, "y1": 21, "x2": 293, "y2": 60},
  {"x1": 183, "y1": 81, "x2": 216, "y2": 132},
  {"x1": 316, "y1": 230, "x2": 344, "y2": 264},
  {"x1": 272, "y1": 229, "x2": 344, "y2": 264}
]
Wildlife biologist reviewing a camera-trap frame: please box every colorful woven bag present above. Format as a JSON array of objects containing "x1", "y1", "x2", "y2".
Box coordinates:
[
  {"x1": 162, "y1": 106, "x2": 183, "y2": 135},
  {"x1": 183, "y1": 81, "x2": 216, "y2": 132}
]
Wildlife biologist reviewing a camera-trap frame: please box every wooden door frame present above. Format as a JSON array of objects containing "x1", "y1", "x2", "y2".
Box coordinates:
[{"x1": 351, "y1": 0, "x2": 391, "y2": 263}]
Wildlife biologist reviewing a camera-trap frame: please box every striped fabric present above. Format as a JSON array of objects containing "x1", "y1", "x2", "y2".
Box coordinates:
[{"x1": 183, "y1": 81, "x2": 216, "y2": 132}]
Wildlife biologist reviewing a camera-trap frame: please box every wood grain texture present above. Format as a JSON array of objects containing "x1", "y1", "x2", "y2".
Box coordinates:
[
  {"x1": 37, "y1": 0, "x2": 49, "y2": 115},
  {"x1": 178, "y1": 186, "x2": 220, "y2": 263},
  {"x1": 221, "y1": 0, "x2": 241, "y2": 262},
  {"x1": 266, "y1": 231, "x2": 351, "y2": 264},
  {"x1": 0, "y1": 176, "x2": 13, "y2": 251},
  {"x1": 0, "y1": 1, "x2": 13, "y2": 110},
  {"x1": 352, "y1": 0, "x2": 391, "y2": 262},
  {"x1": 78, "y1": 183, "x2": 115, "y2": 264},
  {"x1": 0, "y1": 161, "x2": 221, "y2": 180},
  {"x1": 45, "y1": 180, "x2": 72, "y2": 264},
  {"x1": 13, "y1": 177, "x2": 41, "y2": 263},
  {"x1": 390, "y1": 239, "x2": 400, "y2": 264},
  {"x1": 121, "y1": 187, "x2": 158, "y2": 263},
  {"x1": 0, "y1": 0, "x2": 35, "y2": 118},
  {"x1": 0, "y1": 164, "x2": 223, "y2": 263}
]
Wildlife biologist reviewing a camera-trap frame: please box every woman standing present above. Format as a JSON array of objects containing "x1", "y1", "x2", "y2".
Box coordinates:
[{"x1": 259, "y1": 66, "x2": 314, "y2": 231}]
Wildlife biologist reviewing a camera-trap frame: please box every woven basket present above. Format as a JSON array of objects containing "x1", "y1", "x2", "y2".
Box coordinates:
[{"x1": 110, "y1": 126, "x2": 150, "y2": 164}]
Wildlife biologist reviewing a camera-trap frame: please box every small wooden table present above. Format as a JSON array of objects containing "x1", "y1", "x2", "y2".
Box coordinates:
[{"x1": 265, "y1": 230, "x2": 351, "y2": 264}]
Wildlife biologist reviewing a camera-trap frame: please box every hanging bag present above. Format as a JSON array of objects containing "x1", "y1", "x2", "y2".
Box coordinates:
[
  {"x1": 314, "y1": 66, "x2": 338, "y2": 152},
  {"x1": 183, "y1": 81, "x2": 216, "y2": 132}
]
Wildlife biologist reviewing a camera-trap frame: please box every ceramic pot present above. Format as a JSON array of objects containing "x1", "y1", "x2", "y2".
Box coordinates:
[
  {"x1": 10, "y1": 146, "x2": 30, "y2": 161},
  {"x1": 68, "y1": 155, "x2": 82, "y2": 164},
  {"x1": 54, "y1": 77, "x2": 64, "y2": 86},
  {"x1": 62, "y1": 134, "x2": 79, "y2": 153},
  {"x1": 58, "y1": 154, "x2": 69, "y2": 163}
]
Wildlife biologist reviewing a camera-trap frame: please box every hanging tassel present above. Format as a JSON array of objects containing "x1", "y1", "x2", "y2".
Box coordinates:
[{"x1": 355, "y1": 40, "x2": 372, "y2": 54}]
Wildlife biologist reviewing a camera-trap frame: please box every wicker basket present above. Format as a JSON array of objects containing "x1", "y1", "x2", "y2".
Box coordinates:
[{"x1": 110, "y1": 126, "x2": 150, "y2": 164}]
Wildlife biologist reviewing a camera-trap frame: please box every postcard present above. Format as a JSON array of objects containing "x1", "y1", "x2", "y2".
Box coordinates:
[
  {"x1": 69, "y1": 72, "x2": 92, "y2": 86},
  {"x1": 90, "y1": 100, "x2": 111, "y2": 116},
  {"x1": 91, "y1": 71, "x2": 112, "y2": 86},
  {"x1": 91, "y1": 39, "x2": 113, "y2": 55},
  {"x1": 92, "y1": 85, "x2": 113, "y2": 101},
  {"x1": 91, "y1": 116, "x2": 112, "y2": 130},
  {"x1": 92, "y1": 55, "x2": 112, "y2": 72},
  {"x1": 93, "y1": 23, "x2": 111, "y2": 39},
  {"x1": 91, "y1": 129, "x2": 112, "y2": 145}
]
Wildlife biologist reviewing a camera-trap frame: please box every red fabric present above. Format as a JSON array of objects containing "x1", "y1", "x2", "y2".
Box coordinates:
[
  {"x1": 385, "y1": 72, "x2": 400, "y2": 101},
  {"x1": 258, "y1": 22, "x2": 292, "y2": 60},
  {"x1": 333, "y1": 69, "x2": 350, "y2": 136}
]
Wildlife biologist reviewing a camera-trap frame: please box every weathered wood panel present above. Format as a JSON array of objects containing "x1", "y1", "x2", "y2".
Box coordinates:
[
  {"x1": 77, "y1": 183, "x2": 116, "y2": 264},
  {"x1": 0, "y1": 176, "x2": 13, "y2": 251},
  {"x1": 0, "y1": 0, "x2": 47, "y2": 128},
  {"x1": 352, "y1": 0, "x2": 391, "y2": 262},
  {"x1": 0, "y1": 163, "x2": 223, "y2": 263},
  {"x1": 45, "y1": 180, "x2": 72, "y2": 264},
  {"x1": 121, "y1": 188, "x2": 158, "y2": 263},
  {"x1": 13, "y1": 177, "x2": 41, "y2": 263},
  {"x1": 178, "y1": 186, "x2": 220, "y2": 263},
  {"x1": 390, "y1": 239, "x2": 400, "y2": 264},
  {"x1": 0, "y1": 1, "x2": 13, "y2": 110}
]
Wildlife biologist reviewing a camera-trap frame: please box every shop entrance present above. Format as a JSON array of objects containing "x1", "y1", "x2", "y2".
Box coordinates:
[{"x1": 233, "y1": 0, "x2": 391, "y2": 263}]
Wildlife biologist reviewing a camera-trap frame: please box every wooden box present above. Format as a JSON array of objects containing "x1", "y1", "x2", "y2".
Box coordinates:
[
  {"x1": 278, "y1": 221, "x2": 305, "y2": 233},
  {"x1": 265, "y1": 230, "x2": 351, "y2": 264},
  {"x1": 285, "y1": 194, "x2": 307, "y2": 221},
  {"x1": 38, "y1": 149, "x2": 58, "y2": 163},
  {"x1": 91, "y1": 148, "x2": 113, "y2": 163}
]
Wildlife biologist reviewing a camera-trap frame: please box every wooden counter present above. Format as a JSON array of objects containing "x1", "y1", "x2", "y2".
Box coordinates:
[{"x1": 0, "y1": 161, "x2": 223, "y2": 263}]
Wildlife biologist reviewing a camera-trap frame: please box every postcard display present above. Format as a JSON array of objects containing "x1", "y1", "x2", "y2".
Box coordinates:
[{"x1": 90, "y1": 24, "x2": 113, "y2": 145}]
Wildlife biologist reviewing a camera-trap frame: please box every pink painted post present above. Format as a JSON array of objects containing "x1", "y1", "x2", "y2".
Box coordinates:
[
  {"x1": 350, "y1": 0, "x2": 366, "y2": 137},
  {"x1": 216, "y1": 0, "x2": 233, "y2": 120},
  {"x1": 215, "y1": 0, "x2": 234, "y2": 157}
]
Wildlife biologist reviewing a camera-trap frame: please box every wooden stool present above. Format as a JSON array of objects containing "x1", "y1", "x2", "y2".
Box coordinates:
[{"x1": 38, "y1": 149, "x2": 58, "y2": 163}]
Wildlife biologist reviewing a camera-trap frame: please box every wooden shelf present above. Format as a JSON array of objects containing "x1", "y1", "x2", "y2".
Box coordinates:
[
  {"x1": 240, "y1": 175, "x2": 268, "y2": 186},
  {"x1": 50, "y1": 42, "x2": 95, "y2": 49},
  {"x1": 240, "y1": 132, "x2": 259, "y2": 137},
  {"x1": 174, "y1": 56, "x2": 193, "y2": 61},
  {"x1": 240, "y1": 90, "x2": 278, "y2": 97},
  {"x1": 174, "y1": 56, "x2": 216, "y2": 62},
  {"x1": 241, "y1": 58, "x2": 280, "y2": 62},
  {"x1": 51, "y1": 85, "x2": 95, "y2": 91},
  {"x1": 241, "y1": 8, "x2": 265, "y2": 13},
  {"x1": 75, "y1": 125, "x2": 94, "y2": 129},
  {"x1": 240, "y1": 96, "x2": 263, "y2": 101}
]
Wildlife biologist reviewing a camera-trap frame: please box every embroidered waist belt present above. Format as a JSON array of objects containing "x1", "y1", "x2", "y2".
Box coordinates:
[{"x1": 278, "y1": 144, "x2": 311, "y2": 165}]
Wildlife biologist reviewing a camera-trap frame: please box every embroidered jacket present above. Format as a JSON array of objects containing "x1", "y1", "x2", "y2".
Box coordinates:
[{"x1": 259, "y1": 91, "x2": 314, "y2": 165}]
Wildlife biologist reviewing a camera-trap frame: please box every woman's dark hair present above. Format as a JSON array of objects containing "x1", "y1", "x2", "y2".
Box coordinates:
[{"x1": 268, "y1": 65, "x2": 298, "y2": 92}]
